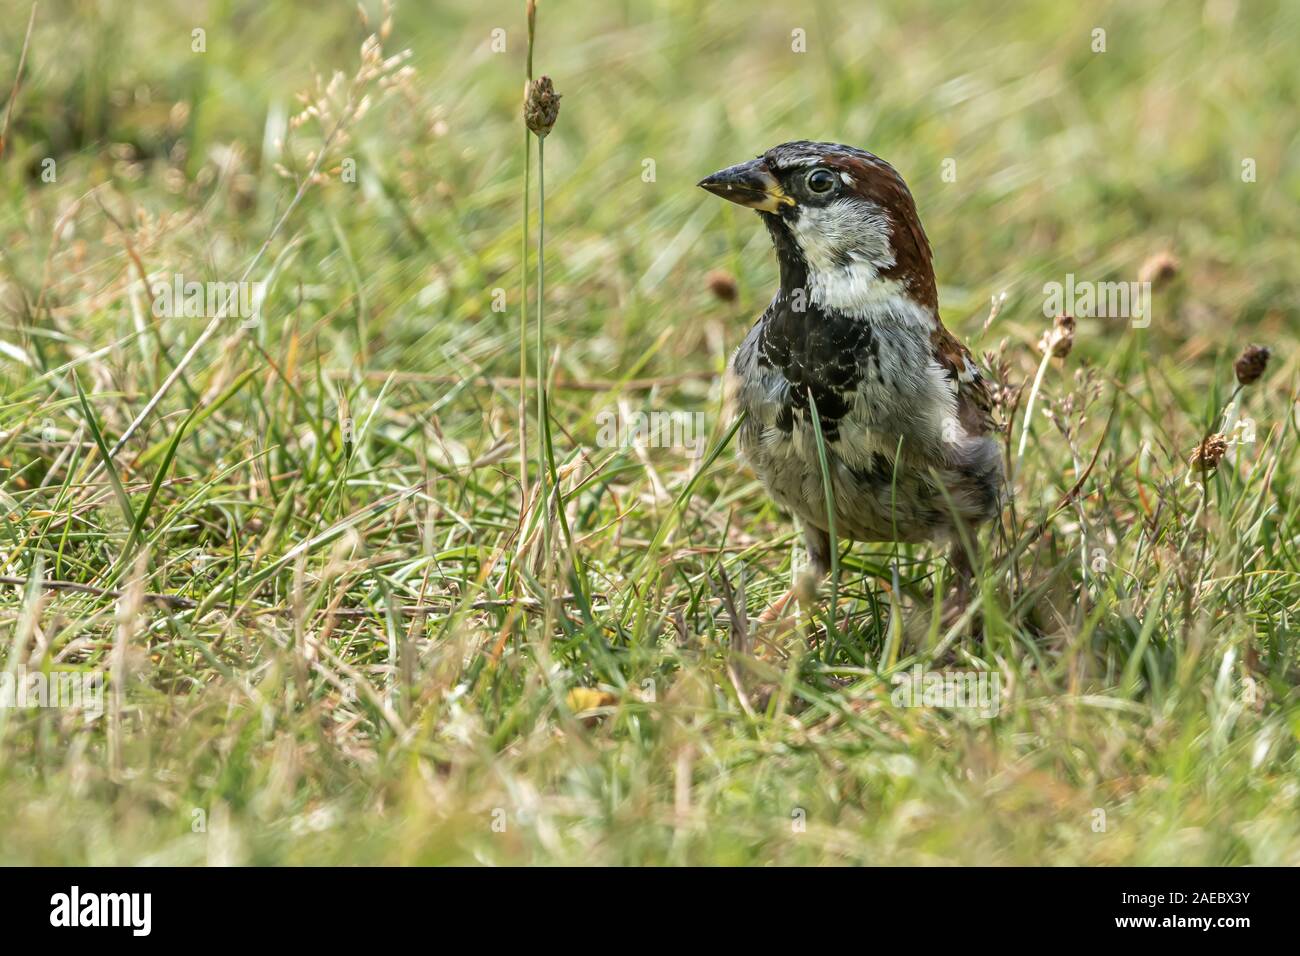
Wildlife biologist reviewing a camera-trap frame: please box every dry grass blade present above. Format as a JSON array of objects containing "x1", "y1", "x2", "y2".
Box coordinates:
[{"x1": 0, "y1": 3, "x2": 36, "y2": 161}]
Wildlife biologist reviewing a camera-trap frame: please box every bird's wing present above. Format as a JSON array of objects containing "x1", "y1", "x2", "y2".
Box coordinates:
[{"x1": 930, "y1": 325, "x2": 998, "y2": 437}]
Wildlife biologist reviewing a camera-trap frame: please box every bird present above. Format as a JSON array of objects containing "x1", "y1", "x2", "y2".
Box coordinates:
[{"x1": 698, "y1": 141, "x2": 1003, "y2": 623}]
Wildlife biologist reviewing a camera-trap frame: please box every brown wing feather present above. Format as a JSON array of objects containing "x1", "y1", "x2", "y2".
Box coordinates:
[{"x1": 930, "y1": 324, "x2": 998, "y2": 437}]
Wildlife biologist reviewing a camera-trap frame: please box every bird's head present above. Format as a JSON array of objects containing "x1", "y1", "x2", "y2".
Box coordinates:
[{"x1": 698, "y1": 141, "x2": 937, "y2": 317}]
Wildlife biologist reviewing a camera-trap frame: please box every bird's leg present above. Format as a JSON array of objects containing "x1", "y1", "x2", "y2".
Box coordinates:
[
  {"x1": 803, "y1": 523, "x2": 833, "y2": 580},
  {"x1": 940, "y1": 537, "x2": 981, "y2": 635},
  {"x1": 950, "y1": 540, "x2": 972, "y2": 606},
  {"x1": 755, "y1": 587, "x2": 797, "y2": 625},
  {"x1": 758, "y1": 524, "x2": 831, "y2": 625}
]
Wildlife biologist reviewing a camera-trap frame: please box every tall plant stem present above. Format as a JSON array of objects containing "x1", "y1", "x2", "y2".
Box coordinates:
[
  {"x1": 1016, "y1": 348, "x2": 1053, "y2": 463},
  {"x1": 533, "y1": 137, "x2": 584, "y2": 611},
  {"x1": 518, "y1": 130, "x2": 531, "y2": 499},
  {"x1": 535, "y1": 136, "x2": 551, "y2": 565}
]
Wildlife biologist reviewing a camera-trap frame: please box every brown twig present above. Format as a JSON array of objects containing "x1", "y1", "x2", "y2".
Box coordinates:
[
  {"x1": 324, "y1": 369, "x2": 716, "y2": 392},
  {"x1": 0, "y1": 574, "x2": 195, "y2": 609},
  {"x1": 0, "y1": 575, "x2": 597, "y2": 619}
]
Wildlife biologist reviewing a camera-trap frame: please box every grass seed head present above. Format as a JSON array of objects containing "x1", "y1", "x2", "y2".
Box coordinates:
[
  {"x1": 1038, "y1": 313, "x2": 1075, "y2": 359},
  {"x1": 524, "y1": 75, "x2": 561, "y2": 138},
  {"x1": 1190, "y1": 433, "x2": 1229, "y2": 471},
  {"x1": 1234, "y1": 344, "x2": 1270, "y2": 386},
  {"x1": 706, "y1": 269, "x2": 738, "y2": 302},
  {"x1": 1138, "y1": 251, "x2": 1180, "y2": 288}
]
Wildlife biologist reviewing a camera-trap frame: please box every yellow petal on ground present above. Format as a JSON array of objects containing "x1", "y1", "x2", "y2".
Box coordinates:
[{"x1": 566, "y1": 688, "x2": 616, "y2": 712}]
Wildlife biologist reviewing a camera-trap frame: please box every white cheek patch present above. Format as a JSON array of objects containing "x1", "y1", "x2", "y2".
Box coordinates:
[
  {"x1": 789, "y1": 200, "x2": 893, "y2": 271},
  {"x1": 788, "y1": 200, "x2": 906, "y2": 315}
]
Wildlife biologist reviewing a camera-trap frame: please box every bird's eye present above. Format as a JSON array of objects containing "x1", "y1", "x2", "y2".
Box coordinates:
[{"x1": 807, "y1": 168, "x2": 836, "y2": 193}]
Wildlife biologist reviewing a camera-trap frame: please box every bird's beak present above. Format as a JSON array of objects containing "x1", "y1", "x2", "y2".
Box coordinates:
[{"x1": 698, "y1": 158, "x2": 795, "y2": 213}]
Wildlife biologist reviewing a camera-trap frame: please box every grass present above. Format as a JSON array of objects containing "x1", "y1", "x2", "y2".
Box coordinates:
[{"x1": 0, "y1": 0, "x2": 1298, "y2": 865}]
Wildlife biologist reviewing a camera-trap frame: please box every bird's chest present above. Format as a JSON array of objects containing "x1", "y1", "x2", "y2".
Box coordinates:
[
  {"x1": 736, "y1": 309, "x2": 937, "y2": 450},
  {"x1": 755, "y1": 309, "x2": 877, "y2": 440},
  {"x1": 725, "y1": 304, "x2": 963, "y2": 540}
]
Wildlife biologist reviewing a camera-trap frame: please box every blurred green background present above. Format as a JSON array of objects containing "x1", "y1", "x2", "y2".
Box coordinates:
[{"x1": 5, "y1": 0, "x2": 1297, "y2": 384}]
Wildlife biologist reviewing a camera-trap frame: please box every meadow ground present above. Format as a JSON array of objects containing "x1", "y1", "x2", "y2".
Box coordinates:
[{"x1": 0, "y1": 0, "x2": 1298, "y2": 865}]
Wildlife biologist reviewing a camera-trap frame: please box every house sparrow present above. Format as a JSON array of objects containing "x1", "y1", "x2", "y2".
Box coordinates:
[{"x1": 699, "y1": 141, "x2": 1003, "y2": 619}]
